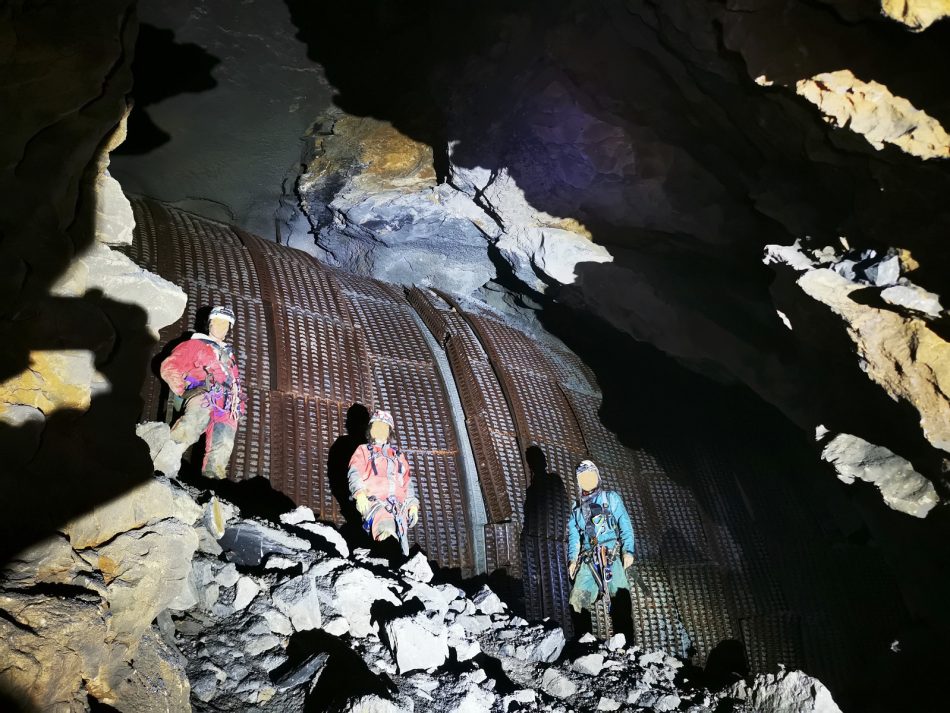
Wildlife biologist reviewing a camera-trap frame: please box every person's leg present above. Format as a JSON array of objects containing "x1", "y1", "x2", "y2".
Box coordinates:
[
  {"x1": 202, "y1": 421, "x2": 236, "y2": 479},
  {"x1": 170, "y1": 396, "x2": 211, "y2": 446},
  {"x1": 569, "y1": 564, "x2": 597, "y2": 613}
]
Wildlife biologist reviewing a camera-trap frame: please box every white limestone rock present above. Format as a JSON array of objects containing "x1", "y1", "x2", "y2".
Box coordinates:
[
  {"x1": 272, "y1": 573, "x2": 322, "y2": 632},
  {"x1": 399, "y1": 552, "x2": 434, "y2": 583},
  {"x1": 821, "y1": 433, "x2": 939, "y2": 517},
  {"x1": 881, "y1": 284, "x2": 945, "y2": 318},
  {"x1": 233, "y1": 577, "x2": 260, "y2": 611},
  {"x1": 79, "y1": 242, "x2": 187, "y2": 337},
  {"x1": 384, "y1": 610, "x2": 449, "y2": 673},
  {"x1": 472, "y1": 586, "x2": 506, "y2": 615},
  {"x1": 296, "y1": 521, "x2": 350, "y2": 557},
  {"x1": 572, "y1": 653, "x2": 605, "y2": 676},
  {"x1": 329, "y1": 567, "x2": 401, "y2": 637},
  {"x1": 280, "y1": 506, "x2": 317, "y2": 525},
  {"x1": 540, "y1": 668, "x2": 577, "y2": 699},
  {"x1": 727, "y1": 668, "x2": 843, "y2": 713}
]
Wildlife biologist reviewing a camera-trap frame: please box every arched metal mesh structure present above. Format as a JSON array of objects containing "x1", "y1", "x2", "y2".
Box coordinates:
[{"x1": 124, "y1": 197, "x2": 896, "y2": 686}]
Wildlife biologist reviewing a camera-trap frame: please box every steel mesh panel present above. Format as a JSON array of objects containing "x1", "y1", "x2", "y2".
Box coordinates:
[
  {"x1": 466, "y1": 416, "x2": 515, "y2": 522},
  {"x1": 236, "y1": 230, "x2": 313, "y2": 264},
  {"x1": 270, "y1": 393, "x2": 337, "y2": 521},
  {"x1": 468, "y1": 314, "x2": 556, "y2": 377},
  {"x1": 800, "y1": 612, "x2": 854, "y2": 696},
  {"x1": 521, "y1": 534, "x2": 571, "y2": 634},
  {"x1": 272, "y1": 306, "x2": 367, "y2": 403},
  {"x1": 740, "y1": 613, "x2": 805, "y2": 673},
  {"x1": 138, "y1": 347, "x2": 167, "y2": 422},
  {"x1": 171, "y1": 208, "x2": 243, "y2": 249},
  {"x1": 258, "y1": 254, "x2": 346, "y2": 321},
  {"x1": 487, "y1": 426, "x2": 530, "y2": 522},
  {"x1": 442, "y1": 311, "x2": 487, "y2": 364},
  {"x1": 630, "y1": 562, "x2": 690, "y2": 656},
  {"x1": 350, "y1": 298, "x2": 432, "y2": 364},
  {"x1": 229, "y1": 387, "x2": 273, "y2": 481},
  {"x1": 407, "y1": 287, "x2": 451, "y2": 345},
  {"x1": 406, "y1": 451, "x2": 472, "y2": 572},
  {"x1": 333, "y1": 270, "x2": 401, "y2": 303},
  {"x1": 667, "y1": 564, "x2": 736, "y2": 665},
  {"x1": 521, "y1": 443, "x2": 575, "y2": 541},
  {"x1": 564, "y1": 389, "x2": 636, "y2": 468},
  {"x1": 170, "y1": 239, "x2": 261, "y2": 298},
  {"x1": 504, "y1": 371, "x2": 586, "y2": 454},
  {"x1": 540, "y1": 343, "x2": 599, "y2": 396},
  {"x1": 470, "y1": 363, "x2": 515, "y2": 433},
  {"x1": 371, "y1": 359, "x2": 456, "y2": 452},
  {"x1": 647, "y1": 477, "x2": 712, "y2": 566},
  {"x1": 485, "y1": 521, "x2": 522, "y2": 577}
]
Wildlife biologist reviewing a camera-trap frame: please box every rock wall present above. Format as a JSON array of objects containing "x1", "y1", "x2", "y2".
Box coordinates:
[
  {"x1": 0, "y1": 3, "x2": 193, "y2": 709},
  {"x1": 283, "y1": 0, "x2": 950, "y2": 516}
]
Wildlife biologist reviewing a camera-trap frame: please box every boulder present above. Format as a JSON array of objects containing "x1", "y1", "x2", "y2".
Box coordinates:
[
  {"x1": 84, "y1": 518, "x2": 199, "y2": 644},
  {"x1": 727, "y1": 668, "x2": 843, "y2": 713},
  {"x1": 63, "y1": 476, "x2": 200, "y2": 549},
  {"x1": 472, "y1": 585, "x2": 506, "y2": 615},
  {"x1": 296, "y1": 520, "x2": 350, "y2": 557},
  {"x1": 329, "y1": 567, "x2": 401, "y2": 637},
  {"x1": 280, "y1": 505, "x2": 317, "y2": 525},
  {"x1": 219, "y1": 520, "x2": 311, "y2": 566},
  {"x1": 384, "y1": 610, "x2": 449, "y2": 673},
  {"x1": 821, "y1": 433, "x2": 939, "y2": 517},
  {"x1": 540, "y1": 668, "x2": 577, "y2": 699},
  {"x1": 272, "y1": 573, "x2": 322, "y2": 632},
  {"x1": 399, "y1": 552, "x2": 434, "y2": 582},
  {"x1": 572, "y1": 653, "x2": 605, "y2": 676}
]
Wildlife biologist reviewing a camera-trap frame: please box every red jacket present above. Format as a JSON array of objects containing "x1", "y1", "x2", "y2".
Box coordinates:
[
  {"x1": 347, "y1": 442, "x2": 418, "y2": 506},
  {"x1": 160, "y1": 334, "x2": 244, "y2": 425}
]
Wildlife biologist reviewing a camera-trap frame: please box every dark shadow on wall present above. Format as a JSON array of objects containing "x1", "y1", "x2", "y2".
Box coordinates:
[
  {"x1": 0, "y1": 291, "x2": 157, "y2": 568},
  {"x1": 327, "y1": 403, "x2": 371, "y2": 546},
  {"x1": 115, "y1": 24, "x2": 220, "y2": 156},
  {"x1": 520, "y1": 445, "x2": 571, "y2": 634}
]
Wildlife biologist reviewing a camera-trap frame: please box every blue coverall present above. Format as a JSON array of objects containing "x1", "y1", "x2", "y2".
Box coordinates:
[{"x1": 567, "y1": 489, "x2": 636, "y2": 612}]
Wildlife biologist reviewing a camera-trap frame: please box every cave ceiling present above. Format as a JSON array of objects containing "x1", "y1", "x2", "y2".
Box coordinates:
[{"x1": 113, "y1": 0, "x2": 950, "y2": 504}]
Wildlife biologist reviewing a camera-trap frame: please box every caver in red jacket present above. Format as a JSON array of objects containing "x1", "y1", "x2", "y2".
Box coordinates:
[
  {"x1": 159, "y1": 334, "x2": 245, "y2": 478},
  {"x1": 347, "y1": 442, "x2": 419, "y2": 541},
  {"x1": 160, "y1": 334, "x2": 244, "y2": 427}
]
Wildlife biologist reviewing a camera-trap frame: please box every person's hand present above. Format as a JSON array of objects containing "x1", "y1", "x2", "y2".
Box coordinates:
[
  {"x1": 622, "y1": 552, "x2": 635, "y2": 569},
  {"x1": 354, "y1": 491, "x2": 371, "y2": 517},
  {"x1": 407, "y1": 504, "x2": 419, "y2": 528},
  {"x1": 568, "y1": 560, "x2": 578, "y2": 579}
]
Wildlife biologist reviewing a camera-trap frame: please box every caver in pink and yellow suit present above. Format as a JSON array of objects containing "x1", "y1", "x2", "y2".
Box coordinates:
[
  {"x1": 160, "y1": 334, "x2": 245, "y2": 478},
  {"x1": 347, "y1": 442, "x2": 419, "y2": 540}
]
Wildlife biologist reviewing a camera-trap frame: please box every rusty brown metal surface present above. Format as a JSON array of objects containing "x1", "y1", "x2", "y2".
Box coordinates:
[
  {"x1": 126, "y1": 199, "x2": 863, "y2": 677},
  {"x1": 126, "y1": 198, "x2": 473, "y2": 573}
]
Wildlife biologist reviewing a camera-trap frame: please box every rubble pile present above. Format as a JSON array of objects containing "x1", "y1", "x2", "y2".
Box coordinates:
[{"x1": 159, "y1": 467, "x2": 842, "y2": 712}]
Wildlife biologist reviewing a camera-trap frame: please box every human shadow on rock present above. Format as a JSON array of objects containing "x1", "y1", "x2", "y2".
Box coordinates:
[
  {"x1": 117, "y1": 24, "x2": 220, "y2": 155},
  {"x1": 0, "y1": 293, "x2": 157, "y2": 569}
]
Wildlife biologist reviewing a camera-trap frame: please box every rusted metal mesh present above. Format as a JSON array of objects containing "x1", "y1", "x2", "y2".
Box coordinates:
[{"x1": 127, "y1": 200, "x2": 863, "y2": 676}]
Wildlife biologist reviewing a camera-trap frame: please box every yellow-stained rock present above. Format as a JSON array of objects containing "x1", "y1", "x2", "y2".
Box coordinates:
[
  {"x1": 304, "y1": 115, "x2": 437, "y2": 195},
  {"x1": 798, "y1": 268, "x2": 950, "y2": 453},
  {"x1": 881, "y1": 0, "x2": 950, "y2": 31},
  {"x1": 796, "y1": 70, "x2": 950, "y2": 160},
  {"x1": 63, "y1": 476, "x2": 202, "y2": 550},
  {"x1": 0, "y1": 350, "x2": 95, "y2": 415}
]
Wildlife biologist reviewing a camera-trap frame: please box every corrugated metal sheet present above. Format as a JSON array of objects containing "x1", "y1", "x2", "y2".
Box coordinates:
[{"x1": 125, "y1": 199, "x2": 878, "y2": 680}]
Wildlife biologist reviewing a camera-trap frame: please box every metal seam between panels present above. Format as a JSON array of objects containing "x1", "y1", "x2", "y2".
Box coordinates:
[{"x1": 405, "y1": 298, "x2": 487, "y2": 574}]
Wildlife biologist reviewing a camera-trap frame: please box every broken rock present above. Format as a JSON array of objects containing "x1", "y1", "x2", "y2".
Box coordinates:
[{"x1": 384, "y1": 609, "x2": 449, "y2": 673}]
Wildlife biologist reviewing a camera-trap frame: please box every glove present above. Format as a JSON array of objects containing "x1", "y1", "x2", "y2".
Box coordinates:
[
  {"x1": 622, "y1": 552, "x2": 635, "y2": 569},
  {"x1": 407, "y1": 504, "x2": 419, "y2": 528},
  {"x1": 354, "y1": 491, "x2": 371, "y2": 517},
  {"x1": 568, "y1": 560, "x2": 578, "y2": 579}
]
